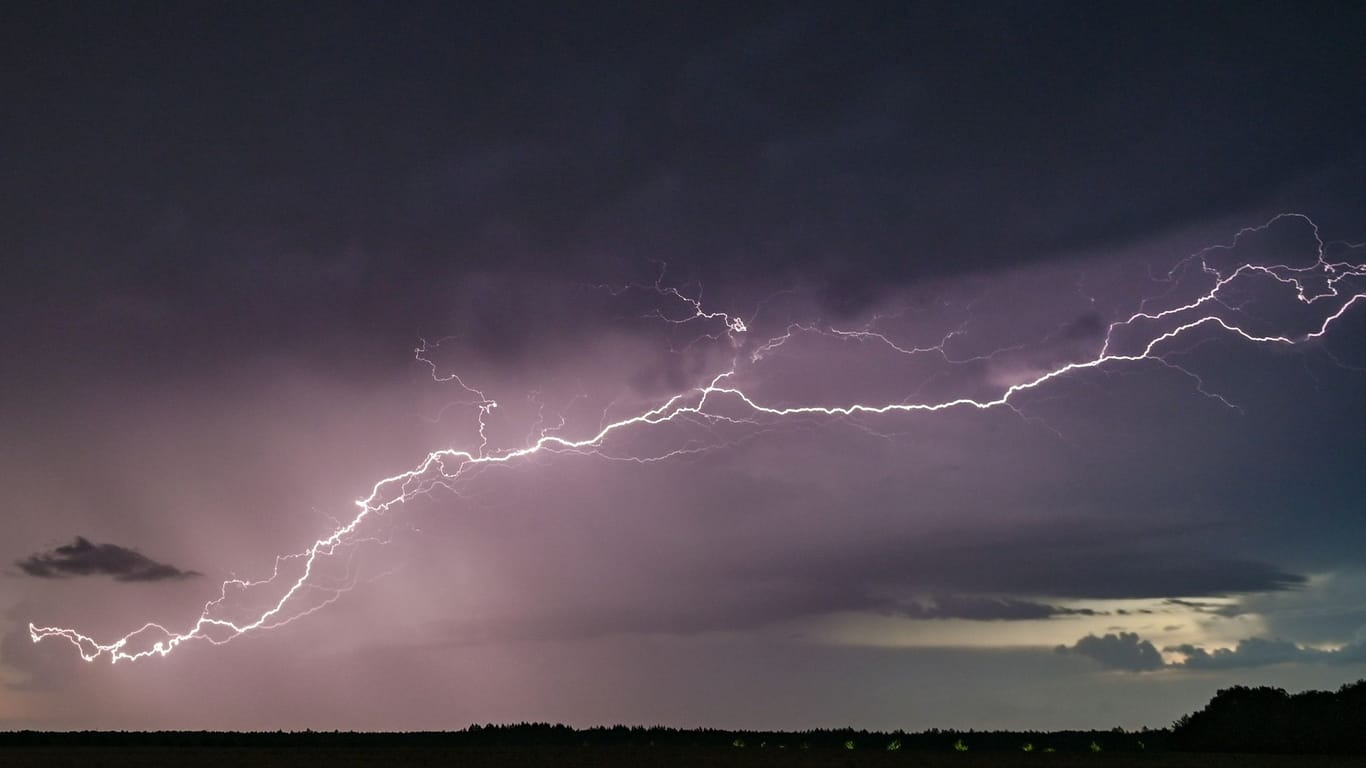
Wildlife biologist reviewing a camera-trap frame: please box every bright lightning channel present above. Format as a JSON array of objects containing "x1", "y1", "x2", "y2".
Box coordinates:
[{"x1": 29, "y1": 214, "x2": 1366, "y2": 663}]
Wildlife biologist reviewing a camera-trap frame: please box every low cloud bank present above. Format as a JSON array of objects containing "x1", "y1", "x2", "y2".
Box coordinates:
[{"x1": 1058, "y1": 631, "x2": 1366, "y2": 672}]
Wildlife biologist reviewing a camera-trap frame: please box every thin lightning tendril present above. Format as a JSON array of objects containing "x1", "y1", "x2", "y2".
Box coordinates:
[{"x1": 29, "y1": 214, "x2": 1366, "y2": 663}]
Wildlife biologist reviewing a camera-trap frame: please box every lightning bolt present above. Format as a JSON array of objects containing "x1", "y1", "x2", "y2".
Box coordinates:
[{"x1": 29, "y1": 213, "x2": 1366, "y2": 663}]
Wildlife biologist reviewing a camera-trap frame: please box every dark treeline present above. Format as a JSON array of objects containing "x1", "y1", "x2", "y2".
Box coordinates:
[
  {"x1": 3, "y1": 679, "x2": 1363, "y2": 754},
  {"x1": 0, "y1": 725, "x2": 1157, "y2": 752},
  {"x1": 1169, "y1": 679, "x2": 1366, "y2": 754}
]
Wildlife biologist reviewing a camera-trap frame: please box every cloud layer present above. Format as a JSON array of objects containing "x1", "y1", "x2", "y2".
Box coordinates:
[
  {"x1": 1060, "y1": 632, "x2": 1366, "y2": 672},
  {"x1": 898, "y1": 595, "x2": 1101, "y2": 621}
]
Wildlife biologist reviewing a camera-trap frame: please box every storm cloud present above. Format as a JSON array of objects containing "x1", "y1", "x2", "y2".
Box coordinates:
[{"x1": 17, "y1": 537, "x2": 200, "y2": 582}]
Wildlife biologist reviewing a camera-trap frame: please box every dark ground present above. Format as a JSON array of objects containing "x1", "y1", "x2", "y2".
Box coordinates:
[{"x1": 4, "y1": 747, "x2": 1366, "y2": 768}]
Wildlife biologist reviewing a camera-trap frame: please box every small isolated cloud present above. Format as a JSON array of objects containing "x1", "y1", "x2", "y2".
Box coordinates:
[
  {"x1": 900, "y1": 595, "x2": 1102, "y2": 621},
  {"x1": 16, "y1": 536, "x2": 199, "y2": 582},
  {"x1": 1056, "y1": 632, "x2": 1165, "y2": 671}
]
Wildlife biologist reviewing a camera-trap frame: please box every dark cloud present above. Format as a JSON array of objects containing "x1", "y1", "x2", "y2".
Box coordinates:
[
  {"x1": 801, "y1": 524, "x2": 1308, "y2": 602},
  {"x1": 1168, "y1": 637, "x2": 1311, "y2": 669},
  {"x1": 1168, "y1": 636, "x2": 1366, "y2": 670},
  {"x1": 1057, "y1": 631, "x2": 1366, "y2": 673},
  {"x1": 430, "y1": 587, "x2": 1105, "y2": 647},
  {"x1": 1163, "y1": 598, "x2": 1248, "y2": 618},
  {"x1": 898, "y1": 595, "x2": 1101, "y2": 621},
  {"x1": 5, "y1": 3, "x2": 1366, "y2": 379},
  {"x1": 16, "y1": 537, "x2": 199, "y2": 582},
  {"x1": 1056, "y1": 632, "x2": 1165, "y2": 672}
]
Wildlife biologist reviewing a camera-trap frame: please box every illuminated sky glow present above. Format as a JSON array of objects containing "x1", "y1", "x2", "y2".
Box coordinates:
[{"x1": 25, "y1": 215, "x2": 1366, "y2": 667}]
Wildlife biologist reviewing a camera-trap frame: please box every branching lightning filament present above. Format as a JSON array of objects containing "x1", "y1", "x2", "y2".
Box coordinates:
[{"x1": 29, "y1": 214, "x2": 1366, "y2": 663}]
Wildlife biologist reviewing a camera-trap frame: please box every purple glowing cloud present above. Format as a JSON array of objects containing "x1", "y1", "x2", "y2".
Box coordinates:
[{"x1": 28, "y1": 214, "x2": 1366, "y2": 667}]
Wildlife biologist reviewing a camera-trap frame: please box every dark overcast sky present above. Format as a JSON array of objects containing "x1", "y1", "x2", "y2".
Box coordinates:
[{"x1": 3, "y1": 1, "x2": 1366, "y2": 730}]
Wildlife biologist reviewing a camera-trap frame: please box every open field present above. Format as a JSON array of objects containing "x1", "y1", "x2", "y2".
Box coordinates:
[{"x1": 4, "y1": 747, "x2": 1366, "y2": 768}]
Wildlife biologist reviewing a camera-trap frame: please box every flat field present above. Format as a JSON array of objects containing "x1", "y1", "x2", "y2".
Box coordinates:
[{"x1": 3, "y1": 747, "x2": 1366, "y2": 768}]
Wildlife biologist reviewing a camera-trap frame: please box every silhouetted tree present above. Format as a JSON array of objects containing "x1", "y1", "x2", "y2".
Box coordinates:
[{"x1": 1172, "y1": 679, "x2": 1366, "y2": 753}]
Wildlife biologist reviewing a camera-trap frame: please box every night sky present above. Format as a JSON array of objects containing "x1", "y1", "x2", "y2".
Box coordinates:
[{"x1": 4, "y1": 2, "x2": 1366, "y2": 730}]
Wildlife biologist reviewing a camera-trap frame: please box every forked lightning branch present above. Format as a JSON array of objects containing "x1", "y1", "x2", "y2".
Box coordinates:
[{"x1": 30, "y1": 214, "x2": 1366, "y2": 664}]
